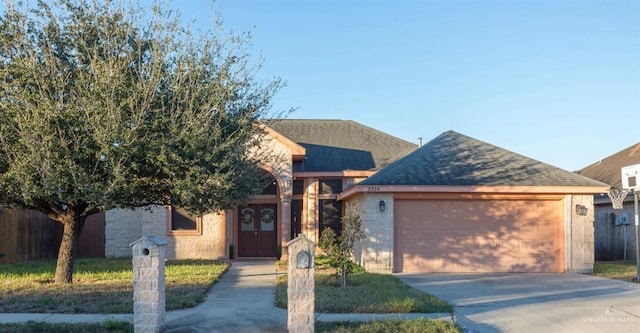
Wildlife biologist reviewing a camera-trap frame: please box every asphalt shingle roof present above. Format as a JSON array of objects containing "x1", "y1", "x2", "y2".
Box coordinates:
[
  {"x1": 359, "y1": 130, "x2": 607, "y2": 187},
  {"x1": 267, "y1": 119, "x2": 417, "y2": 172},
  {"x1": 577, "y1": 142, "x2": 640, "y2": 188}
]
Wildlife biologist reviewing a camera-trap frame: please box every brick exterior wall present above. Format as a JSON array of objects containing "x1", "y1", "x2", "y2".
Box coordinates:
[
  {"x1": 565, "y1": 194, "x2": 596, "y2": 273},
  {"x1": 349, "y1": 193, "x2": 394, "y2": 273},
  {"x1": 105, "y1": 208, "x2": 143, "y2": 257},
  {"x1": 106, "y1": 206, "x2": 226, "y2": 260},
  {"x1": 105, "y1": 132, "x2": 294, "y2": 260}
]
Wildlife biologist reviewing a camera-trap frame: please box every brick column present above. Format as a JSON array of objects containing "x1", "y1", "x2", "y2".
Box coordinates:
[
  {"x1": 131, "y1": 236, "x2": 167, "y2": 333},
  {"x1": 287, "y1": 235, "x2": 315, "y2": 333},
  {"x1": 281, "y1": 197, "x2": 292, "y2": 260}
]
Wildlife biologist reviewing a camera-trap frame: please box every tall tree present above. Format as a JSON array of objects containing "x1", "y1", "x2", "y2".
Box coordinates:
[{"x1": 0, "y1": 0, "x2": 285, "y2": 283}]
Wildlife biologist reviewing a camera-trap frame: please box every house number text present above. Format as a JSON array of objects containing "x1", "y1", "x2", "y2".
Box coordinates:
[{"x1": 367, "y1": 186, "x2": 380, "y2": 192}]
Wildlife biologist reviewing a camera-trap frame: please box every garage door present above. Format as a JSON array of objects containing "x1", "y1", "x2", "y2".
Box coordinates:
[{"x1": 394, "y1": 199, "x2": 564, "y2": 273}]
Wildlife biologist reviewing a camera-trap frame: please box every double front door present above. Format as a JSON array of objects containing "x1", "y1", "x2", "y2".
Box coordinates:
[{"x1": 238, "y1": 204, "x2": 277, "y2": 257}]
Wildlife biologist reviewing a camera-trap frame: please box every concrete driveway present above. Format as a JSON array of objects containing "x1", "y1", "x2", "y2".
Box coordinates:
[{"x1": 397, "y1": 273, "x2": 640, "y2": 333}]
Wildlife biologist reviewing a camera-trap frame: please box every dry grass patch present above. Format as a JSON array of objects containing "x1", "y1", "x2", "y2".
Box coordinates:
[
  {"x1": 0, "y1": 258, "x2": 229, "y2": 313},
  {"x1": 592, "y1": 261, "x2": 637, "y2": 282}
]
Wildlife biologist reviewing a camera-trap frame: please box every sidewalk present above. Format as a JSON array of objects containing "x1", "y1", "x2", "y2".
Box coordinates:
[{"x1": 0, "y1": 261, "x2": 452, "y2": 332}]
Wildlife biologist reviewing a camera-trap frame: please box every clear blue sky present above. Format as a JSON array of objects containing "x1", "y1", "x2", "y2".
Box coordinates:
[
  {"x1": 9, "y1": 0, "x2": 640, "y2": 171},
  {"x1": 171, "y1": 0, "x2": 639, "y2": 172}
]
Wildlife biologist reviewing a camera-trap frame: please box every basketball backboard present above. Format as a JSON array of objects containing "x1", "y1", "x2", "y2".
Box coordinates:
[{"x1": 621, "y1": 164, "x2": 640, "y2": 191}]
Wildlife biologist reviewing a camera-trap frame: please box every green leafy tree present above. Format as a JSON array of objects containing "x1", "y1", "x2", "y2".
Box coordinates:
[
  {"x1": 0, "y1": 0, "x2": 286, "y2": 284},
  {"x1": 319, "y1": 208, "x2": 365, "y2": 288}
]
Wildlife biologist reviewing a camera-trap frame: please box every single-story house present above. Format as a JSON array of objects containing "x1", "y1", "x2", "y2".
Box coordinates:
[
  {"x1": 105, "y1": 121, "x2": 608, "y2": 273},
  {"x1": 340, "y1": 130, "x2": 608, "y2": 273},
  {"x1": 578, "y1": 142, "x2": 640, "y2": 261}
]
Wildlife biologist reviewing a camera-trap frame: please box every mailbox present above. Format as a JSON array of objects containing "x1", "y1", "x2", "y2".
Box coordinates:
[{"x1": 296, "y1": 251, "x2": 311, "y2": 269}]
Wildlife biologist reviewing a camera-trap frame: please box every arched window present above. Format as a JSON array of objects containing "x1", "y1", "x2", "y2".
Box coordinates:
[{"x1": 258, "y1": 170, "x2": 278, "y2": 195}]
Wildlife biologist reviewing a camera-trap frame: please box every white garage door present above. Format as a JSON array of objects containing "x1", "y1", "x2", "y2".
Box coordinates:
[{"x1": 394, "y1": 199, "x2": 564, "y2": 273}]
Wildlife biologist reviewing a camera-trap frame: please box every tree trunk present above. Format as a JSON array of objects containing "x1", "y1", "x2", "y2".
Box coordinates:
[{"x1": 54, "y1": 213, "x2": 86, "y2": 284}]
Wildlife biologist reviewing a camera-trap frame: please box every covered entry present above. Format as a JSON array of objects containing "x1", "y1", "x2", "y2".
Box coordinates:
[
  {"x1": 394, "y1": 198, "x2": 564, "y2": 273},
  {"x1": 238, "y1": 204, "x2": 277, "y2": 257}
]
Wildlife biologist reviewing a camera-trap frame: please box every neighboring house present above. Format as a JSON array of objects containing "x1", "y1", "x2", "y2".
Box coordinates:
[
  {"x1": 578, "y1": 142, "x2": 640, "y2": 261},
  {"x1": 340, "y1": 131, "x2": 608, "y2": 273},
  {"x1": 104, "y1": 119, "x2": 417, "y2": 260}
]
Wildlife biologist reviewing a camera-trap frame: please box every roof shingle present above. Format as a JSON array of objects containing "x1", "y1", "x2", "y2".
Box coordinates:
[
  {"x1": 359, "y1": 130, "x2": 607, "y2": 187},
  {"x1": 267, "y1": 119, "x2": 417, "y2": 172}
]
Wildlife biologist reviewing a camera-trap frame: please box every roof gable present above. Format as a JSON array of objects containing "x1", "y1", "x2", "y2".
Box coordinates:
[
  {"x1": 577, "y1": 142, "x2": 640, "y2": 188},
  {"x1": 359, "y1": 130, "x2": 607, "y2": 187},
  {"x1": 267, "y1": 119, "x2": 417, "y2": 172}
]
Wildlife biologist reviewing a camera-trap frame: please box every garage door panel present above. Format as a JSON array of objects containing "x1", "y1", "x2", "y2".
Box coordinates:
[{"x1": 394, "y1": 199, "x2": 563, "y2": 273}]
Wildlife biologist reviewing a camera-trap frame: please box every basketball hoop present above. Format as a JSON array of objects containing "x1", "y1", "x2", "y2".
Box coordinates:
[{"x1": 607, "y1": 188, "x2": 629, "y2": 210}]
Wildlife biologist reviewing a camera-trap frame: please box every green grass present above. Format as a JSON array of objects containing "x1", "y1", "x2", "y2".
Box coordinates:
[
  {"x1": 275, "y1": 257, "x2": 453, "y2": 314},
  {"x1": 592, "y1": 261, "x2": 638, "y2": 282},
  {"x1": 0, "y1": 258, "x2": 229, "y2": 313},
  {"x1": 316, "y1": 318, "x2": 461, "y2": 333},
  {"x1": 0, "y1": 320, "x2": 132, "y2": 333}
]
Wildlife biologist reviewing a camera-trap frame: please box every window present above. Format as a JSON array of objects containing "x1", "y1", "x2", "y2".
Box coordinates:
[
  {"x1": 318, "y1": 179, "x2": 344, "y2": 237},
  {"x1": 319, "y1": 179, "x2": 342, "y2": 195},
  {"x1": 167, "y1": 206, "x2": 202, "y2": 235},
  {"x1": 258, "y1": 170, "x2": 278, "y2": 195},
  {"x1": 292, "y1": 179, "x2": 305, "y2": 195},
  {"x1": 319, "y1": 199, "x2": 343, "y2": 237}
]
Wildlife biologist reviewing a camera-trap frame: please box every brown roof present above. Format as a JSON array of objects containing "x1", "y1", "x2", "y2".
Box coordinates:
[{"x1": 577, "y1": 142, "x2": 640, "y2": 188}]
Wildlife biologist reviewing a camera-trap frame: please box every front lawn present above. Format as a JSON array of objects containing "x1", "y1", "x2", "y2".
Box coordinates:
[
  {"x1": 0, "y1": 258, "x2": 229, "y2": 313},
  {"x1": 275, "y1": 257, "x2": 452, "y2": 314},
  {"x1": 592, "y1": 261, "x2": 638, "y2": 282}
]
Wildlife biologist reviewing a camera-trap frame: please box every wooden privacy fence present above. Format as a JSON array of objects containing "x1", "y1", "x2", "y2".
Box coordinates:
[
  {"x1": 0, "y1": 209, "x2": 105, "y2": 265},
  {"x1": 594, "y1": 202, "x2": 637, "y2": 261}
]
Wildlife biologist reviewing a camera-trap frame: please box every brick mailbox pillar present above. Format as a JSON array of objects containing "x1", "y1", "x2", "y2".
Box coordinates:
[
  {"x1": 287, "y1": 234, "x2": 315, "y2": 333},
  {"x1": 130, "y1": 235, "x2": 168, "y2": 333}
]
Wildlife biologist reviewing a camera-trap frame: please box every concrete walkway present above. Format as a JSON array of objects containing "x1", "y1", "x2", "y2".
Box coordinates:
[{"x1": 0, "y1": 261, "x2": 451, "y2": 332}]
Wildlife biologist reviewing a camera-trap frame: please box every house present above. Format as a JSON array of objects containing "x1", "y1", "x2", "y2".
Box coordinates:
[
  {"x1": 340, "y1": 131, "x2": 608, "y2": 273},
  {"x1": 578, "y1": 142, "x2": 640, "y2": 261},
  {"x1": 104, "y1": 122, "x2": 608, "y2": 273},
  {"x1": 104, "y1": 119, "x2": 417, "y2": 260}
]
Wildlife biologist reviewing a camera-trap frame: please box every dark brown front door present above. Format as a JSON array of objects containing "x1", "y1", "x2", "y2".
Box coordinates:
[{"x1": 238, "y1": 204, "x2": 277, "y2": 257}]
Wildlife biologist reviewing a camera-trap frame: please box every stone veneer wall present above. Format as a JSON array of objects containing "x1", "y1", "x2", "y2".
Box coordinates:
[
  {"x1": 565, "y1": 194, "x2": 595, "y2": 273},
  {"x1": 105, "y1": 206, "x2": 225, "y2": 260},
  {"x1": 105, "y1": 208, "x2": 144, "y2": 258},
  {"x1": 349, "y1": 193, "x2": 394, "y2": 273}
]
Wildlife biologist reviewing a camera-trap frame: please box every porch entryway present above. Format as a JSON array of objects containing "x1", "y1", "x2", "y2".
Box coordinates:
[{"x1": 238, "y1": 204, "x2": 277, "y2": 257}]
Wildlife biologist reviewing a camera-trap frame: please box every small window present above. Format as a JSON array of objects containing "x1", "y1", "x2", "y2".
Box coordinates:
[
  {"x1": 168, "y1": 206, "x2": 202, "y2": 235},
  {"x1": 319, "y1": 199, "x2": 343, "y2": 237},
  {"x1": 293, "y1": 179, "x2": 305, "y2": 195},
  {"x1": 319, "y1": 179, "x2": 342, "y2": 195}
]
